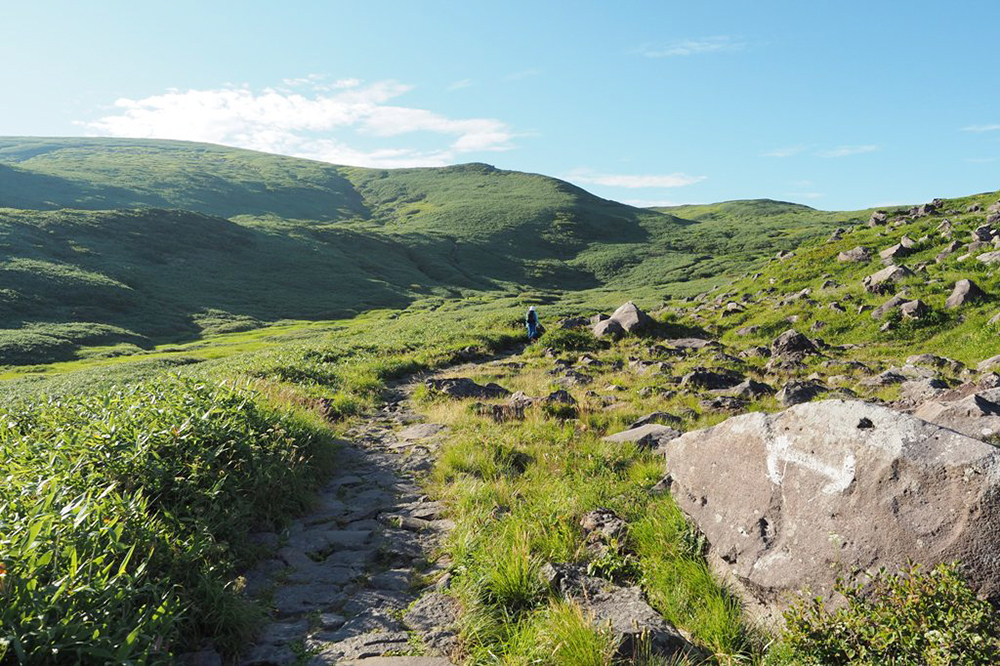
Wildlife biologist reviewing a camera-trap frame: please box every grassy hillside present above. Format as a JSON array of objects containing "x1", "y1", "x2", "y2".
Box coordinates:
[{"x1": 0, "y1": 138, "x2": 856, "y2": 365}]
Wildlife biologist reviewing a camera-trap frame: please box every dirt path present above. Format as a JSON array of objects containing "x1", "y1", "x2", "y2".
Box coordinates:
[{"x1": 229, "y1": 356, "x2": 516, "y2": 666}]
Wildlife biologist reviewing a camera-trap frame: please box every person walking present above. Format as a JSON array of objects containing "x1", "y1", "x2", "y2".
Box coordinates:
[{"x1": 525, "y1": 306, "x2": 540, "y2": 341}]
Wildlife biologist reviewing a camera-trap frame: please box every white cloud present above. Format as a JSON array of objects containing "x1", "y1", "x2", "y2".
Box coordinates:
[
  {"x1": 962, "y1": 124, "x2": 1000, "y2": 132},
  {"x1": 566, "y1": 168, "x2": 706, "y2": 189},
  {"x1": 619, "y1": 198, "x2": 683, "y2": 207},
  {"x1": 966, "y1": 157, "x2": 997, "y2": 163},
  {"x1": 79, "y1": 80, "x2": 515, "y2": 168},
  {"x1": 638, "y1": 36, "x2": 745, "y2": 58},
  {"x1": 447, "y1": 79, "x2": 472, "y2": 91},
  {"x1": 762, "y1": 145, "x2": 808, "y2": 158},
  {"x1": 816, "y1": 144, "x2": 879, "y2": 158}
]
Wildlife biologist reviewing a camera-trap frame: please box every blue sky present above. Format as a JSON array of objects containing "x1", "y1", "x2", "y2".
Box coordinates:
[{"x1": 2, "y1": 0, "x2": 998, "y2": 209}]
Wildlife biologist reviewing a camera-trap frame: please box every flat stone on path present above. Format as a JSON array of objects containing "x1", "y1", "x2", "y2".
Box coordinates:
[{"x1": 398, "y1": 423, "x2": 447, "y2": 440}]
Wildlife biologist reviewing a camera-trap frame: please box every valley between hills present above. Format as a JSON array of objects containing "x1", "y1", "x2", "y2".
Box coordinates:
[{"x1": 1, "y1": 137, "x2": 1000, "y2": 665}]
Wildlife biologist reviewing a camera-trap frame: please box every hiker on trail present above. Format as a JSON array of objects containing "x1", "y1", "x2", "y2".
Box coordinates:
[{"x1": 526, "y1": 306, "x2": 541, "y2": 341}]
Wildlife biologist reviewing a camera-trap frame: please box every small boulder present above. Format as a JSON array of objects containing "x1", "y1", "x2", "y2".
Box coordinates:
[
  {"x1": 899, "y1": 299, "x2": 929, "y2": 319},
  {"x1": 776, "y1": 380, "x2": 828, "y2": 407},
  {"x1": 724, "y1": 379, "x2": 775, "y2": 400},
  {"x1": 879, "y1": 243, "x2": 911, "y2": 261},
  {"x1": 771, "y1": 329, "x2": 817, "y2": 359},
  {"x1": 838, "y1": 246, "x2": 873, "y2": 263},
  {"x1": 868, "y1": 210, "x2": 888, "y2": 226},
  {"x1": 977, "y1": 251, "x2": 1000, "y2": 265},
  {"x1": 945, "y1": 279, "x2": 986, "y2": 309},
  {"x1": 592, "y1": 318, "x2": 626, "y2": 339},
  {"x1": 627, "y1": 412, "x2": 681, "y2": 429},
  {"x1": 603, "y1": 424, "x2": 681, "y2": 451},
  {"x1": 862, "y1": 265, "x2": 914, "y2": 293},
  {"x1": 425, "y1": 378, "x2": 511, "y2": 400},
  {"x1": 872, "y1": 294, "x2": 906, "y2": 319},
  {"x1": 680, "y1": 367, "x2": 744, "y2": 390}
]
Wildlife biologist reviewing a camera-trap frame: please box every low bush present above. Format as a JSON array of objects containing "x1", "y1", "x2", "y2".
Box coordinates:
[
  {"x1": 537, "y1": 327, "x2": 598, "y2": 353},
  {"x1": 777, "y1": 562, "x2": 1000, "y2": 665}
]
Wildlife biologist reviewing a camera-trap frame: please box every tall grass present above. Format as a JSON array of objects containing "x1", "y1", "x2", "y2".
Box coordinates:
[{"x1": 0, "y1": 378, "x2": 335, "y2": 662}]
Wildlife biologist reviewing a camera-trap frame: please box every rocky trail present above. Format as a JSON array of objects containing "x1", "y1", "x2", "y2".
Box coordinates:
[{"x1": 217, "y1": 367, "x2": 478, "y2": 666}]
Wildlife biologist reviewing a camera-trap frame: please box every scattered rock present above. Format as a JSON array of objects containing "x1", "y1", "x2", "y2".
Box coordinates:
[
  {"x1": 592, "y1": 318, "x2": 626, "y2": 339},
  {"x1": 776, "y1": 380, "x2": 828, "y2": 406},
  {"x1": 681, "y1": 367, "x2": 744, "y2": 390},
  {"x1": 425, "y1": 378, "x2": 510, "y2": 400},
  {"x1": 701, "y1": 395, "x2": 748, "y2": 411},
  {"x1": 603, "y1": 424, "x2": 681, "y2": 451},
  {"x1": 977, "y1": 251, "x2": 1000, "y2": 265},
  {"x1": 580, "y1": 508, "x2": 628, "y2": 542},
  {"x1": 868, "y1": 210, "x2": 888, "y2": 226},
  {"x1": 838, "y1": 246, "x2": 874, "y2": 263},
  {"x1": 879, "y1": 243, "x2": 911, "y2": 261},
  {"x1": 627, "y1": 411, "x2": 681, "y2": 429},
  {"x1": 543, "y1": 564, "x2": 699, "y2": 661},
  {"x1": 914, "y1": 390, "x2": 1000, "y2": 440},
  {"x1": 872, "y1": 294, "x2": 907, "y2": 319},
  {"x1": 724, "y1": 379, "x2": 775, "y2": 399},
  {"x1": 771, "y1": 329, "x2": 816, "y2": 359},
  {"x1": 945, "y1": 278, "x2": 986, "y2": 308},
  {"x1": 863, "y1": 265, "x2": 914, "y2": 293},
  {"x1": 899, "y1": 299, "x2": 929, "y2": 319}
]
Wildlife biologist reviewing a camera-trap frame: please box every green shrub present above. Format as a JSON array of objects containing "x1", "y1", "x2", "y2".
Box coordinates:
[
  {"x1": 778, "y1": 562, "x2": 1000, "y2": 665},
  {"x1": 537, "y1": 327, "x2": 598, "y2": 353},
  {"x1": 0, "y1": 378, "x2": 335, "y2": 663}
]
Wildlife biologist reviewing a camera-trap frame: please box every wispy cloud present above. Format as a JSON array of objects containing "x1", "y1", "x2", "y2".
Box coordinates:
[
  {"x1": 637, "y1": 36, "x2": 746, "y2": 58},
  {"x1": 816, "y1": 144, "x2": 879, "y2": 158},
  {"x1": 762, "y1": 144, "x2": 808, "y2": 158},
  {"x1": 447, "y1": 79, "x2": 472, "y2": 91},
  {"x1": 619, "y1": 198, "x2": 684, "y2": 207},
  {"x1": 503, "y1": 68, "x2": 542, "y2": 82},
  {"x1": 566, "y1": 168, "x2": 706, "y2": 189},
  {"x1": 966, "y1": 157, "x2": 997, "y2": 163},
  {"x1": 962, "y1": 124, "x2": 1000, "y2": 132},
  {"x1": 79, "y1": 79, "x2": 516, "y2": 168}
]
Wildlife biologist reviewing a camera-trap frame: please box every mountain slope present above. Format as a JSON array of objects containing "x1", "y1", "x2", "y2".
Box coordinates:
[{"x1": 0, "y1": 138, "x2": 855, "y2": 364}]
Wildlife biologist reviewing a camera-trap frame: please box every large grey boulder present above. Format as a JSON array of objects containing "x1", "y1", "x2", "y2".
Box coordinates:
[
  {"x1": 610, "y1": 301, "x2": 653, "y2": 332},
  {"x1": 663, "y1": 400, "x2": 1000, "y2": 623},
  {"x1": 945, "y1": 278, "x2": 986, "y2": 309}
]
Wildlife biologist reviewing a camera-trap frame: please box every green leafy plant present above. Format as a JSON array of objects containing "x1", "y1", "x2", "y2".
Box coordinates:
[{"x1": 778, "y1": 562, "x2": 1000, "y2": 665}]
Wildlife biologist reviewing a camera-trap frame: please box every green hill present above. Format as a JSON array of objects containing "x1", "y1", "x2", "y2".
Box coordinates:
[{"x1": 0, "y1": 138, "x2": 856, "y2": 364}]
